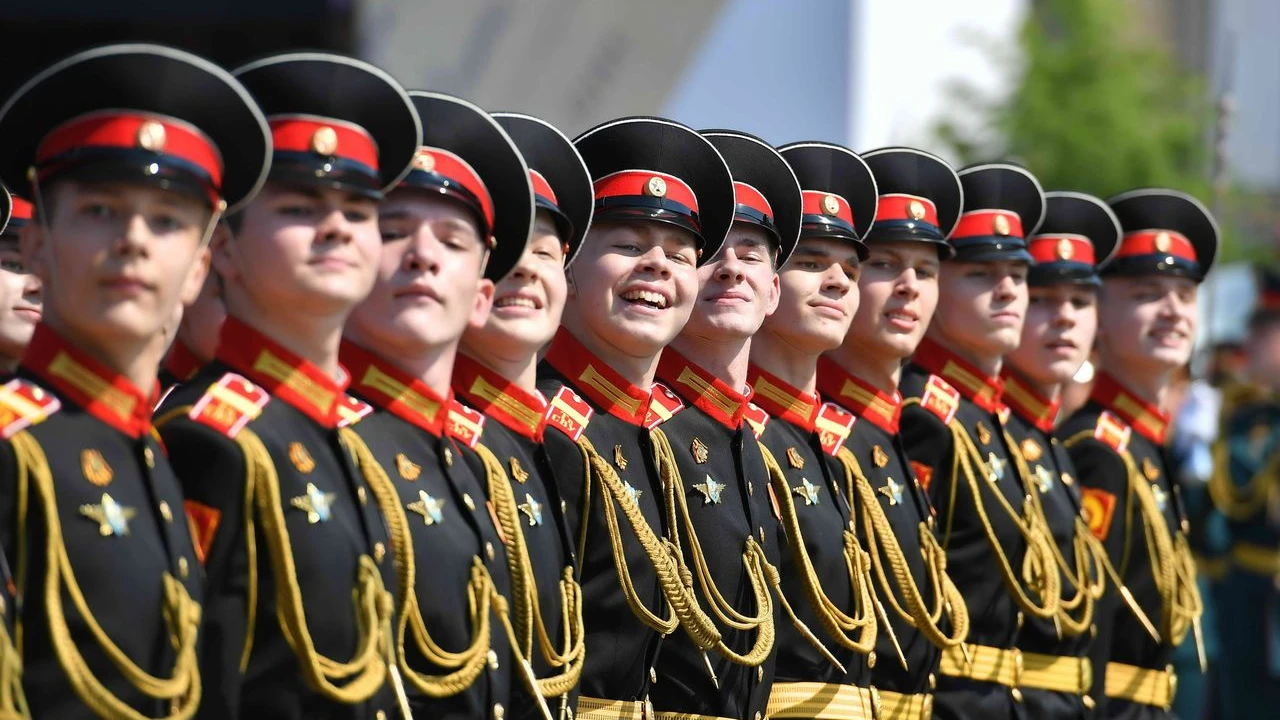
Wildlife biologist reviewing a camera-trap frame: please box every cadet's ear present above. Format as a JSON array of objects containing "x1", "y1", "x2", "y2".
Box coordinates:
[
  {"x1": 179, "y1": 246, "x2": 212, "y2": 307},
  {"x1": 211, "y1": 214, "x2": 240, "y2": 285},
  {"x1": 470, "y1": 277, "x2": 495, "y2": 329}
]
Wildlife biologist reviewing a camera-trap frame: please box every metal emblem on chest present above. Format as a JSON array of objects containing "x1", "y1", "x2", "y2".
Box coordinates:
[
  {"x1": 81, "y1": 449, "x2": 113, "y2": 487},
  {"x1": 289, "y1": 442, "x2": 316, "y2": 473}
]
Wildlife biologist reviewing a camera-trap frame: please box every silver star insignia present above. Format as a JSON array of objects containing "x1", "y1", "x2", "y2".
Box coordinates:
[
  {"x1": 987, "y1": 453, "x2": 1007, "y2": 483},
  {"x1": 792, "y1": 478, "x2": 822, "y2": 506},
  {"x1": 407, "y1": 490, "x2": 445, "y2": 526},
  {"x1": 1033, "y1": 465, "x2": 1054, "y2": 494},
  {"x1": 290, "y1": 483, "x2": 336, "y2": 524},
  {"x1": 80, "y1": 493, "x2": 136, "y2": 537},
  {"x1": 693, "y1": 475, "x2": 725, "y2": 505},
  {"x1": 878, "y1": 477, "x2": 904, "y2": 506},
  {"x1": 518, "y1": 493, "x2": 544, "y2": 526},
  {"x1": 1151, "y1": 483, "x2": 1169, "y2": 513}
]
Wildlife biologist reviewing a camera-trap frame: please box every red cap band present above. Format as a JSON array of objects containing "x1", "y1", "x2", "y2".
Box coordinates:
[
  {"x1": 1029, "y1": 234, "x2": 1095, "y2": 265},
  {"x1": 36, "y1": 110, "x2": 224, "y2": 190},
  {"x1": 530, "y1": 169, "x2": 559, "y2": 207},
  {"x1": 875, "y1": 193, "x2": 938, "y2": 226},
  {"x1": 270, "y1": 115, "x2": 379, "y2": 173},
  {"x1": 410, "y1": 147, "x2": 494, "y2": 232},
  {"x1": 9, "y1": 197, "x2": 32, "y2": 222},
  {"x1": 733, "y1": 181, "x2": 773, "y2": 221},
  {"x1": 593, "y1": 170, "x2": 698, "y2": 214},
  {"x1": 1114, "y1": 229, "x2": 1196, "y2": 263},
  {"x1": 801, "y1": 190, "x2": 853, "y2": 227},
  {"x1": 952, "y1": 209, "x2": 1024, "y2": 240}
]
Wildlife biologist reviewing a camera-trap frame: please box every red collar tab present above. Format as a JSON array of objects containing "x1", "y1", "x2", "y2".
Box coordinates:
[
  {"x1": 656, "y1": 348, "x2": 749, "y2": 429},
  {"x1": 816, "y1": 356, "x2": 902, "y2": 434},
  {"x1": 340, "y1": 341, "x2": 448, "y2": 435},
  {"x1": 876, "y1": 193, "x2": 939, "y2": 227},
  {"x1": 7, "y1": 196, "x2": 32, "y2": 228},
  {"x1": 530, "y1": 169, "x2": 560, "y2": 208},
  {"x1": 405, "y1": 146, "x2": 495, "y2": 233},
  {"x1": 645, "y1": 382, "x2": 686, "y2": 429},
  {"x1": 802, "y1": 189, "x2": 854, "y2": 228},
  {"x1": 453, "y1": 353, "x2": 546, "y2": 441},
  {"x1": 20, "y1": 324, "x2": 154, "y2": 438},
  {"x1": 747, "y1": 365, "x2": 819, "y2": 431},
  {"x1": 912, "y1": 338, "x2": 1005, "y2": 413},
  {"x1": 733, "y1": 181, "x2": 774, "y2": 224},
  {"x1": 544, "y1": 328, "x2": 652, "y2": 425},
  {"x1": 952, "y1": 209, "x2": 1024, "y2": 241},
  {"x1": 1090, "y1": 372, "x2": 1169, "y2": 444},
  {"x1": 214, "y1": 317, "x2": 350, "y2": 428},
  {"x1": 593, "y1": 170, "x2": 699, "y2": 215},
  {"x1": 1114, "y1": 229, "x2": 1197, "y2": 264},
  {"x1": 269, "y1": 114, "x2": 378, "y2": 174},
  {"x1": 164, "y1": 339, "x2": 204, "y2": 384},
  {"x1": 1000, "y1": 370, "x2": 1061, "y2": 433},
  {"x1": 37, "y1": 110, "x2": 224, "y2": 205},
  {"x1": 1028, "y1": 233, "x2": 1095, "y2": 265},
  {"x1": 815, "y1": 402, "x2": 857, "y2": 456}
]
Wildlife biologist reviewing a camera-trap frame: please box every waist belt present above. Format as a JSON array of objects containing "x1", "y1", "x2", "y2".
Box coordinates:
[
  {"x1": 767, "y1": 681, "x2": 876, "y2": 719},
  {"x1": 577, "y1": 696, "x2": 650, "y2": 720},
  {"x1": 650, "y1": 713, "x2": 735, "y2": 720},
  {"x1": 1104, "y1": 662, "x2": 1176, "y2": 709},
  {"x1": 874, "y1": 688, "x2": 933, "y2": 720},
  {"x1": 940, "y1": 644, "x2": 1092, "y2": 694},
  {"x1": 1231, "y1": 541, "x2": 1280, "y2": 575}
]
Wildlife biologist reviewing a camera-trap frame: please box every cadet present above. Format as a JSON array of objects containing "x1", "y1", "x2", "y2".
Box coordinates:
[
  {"x1": 899, "y1": 162, "x2": 1060, "y2": 719},
  {"x1": 156, "y1": 52, "x2": 420, "y2": 719},
  {"x1": 1002, "y1": 192, "x2": 1121, "y2": 717},
  {"x1": 1057, "y1": 188, "x2": 1214, "y2": 719},
  {"x1": 0, "y1": 190, "x2": 39, "y2": 373},
  {"x1": 537, "y1": 117, "x2": 732, "y2": 718},
  {"x1": 745, "y1": 139, "x2": 881, "y2": 719},
  {"x1": 643, "y1": 126, "x2": 787, "y2": 720},
  {"x1": 1210, "y1": 268, "x2": 1280, "y2": 720},
  {"x1": 0, "y1": 43, "x2": 271, "y2": 717},
  {"x1": 452, "y1": 111, "x2": 594, "y2": 720},
  {"x1": 341, "y1": 91, "x2": 534, "y2": 719},
  {"x1": 816, "y1": 146, "x2": 971, "y2": 718}
]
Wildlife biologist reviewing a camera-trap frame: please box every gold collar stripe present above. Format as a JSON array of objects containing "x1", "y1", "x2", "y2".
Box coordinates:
[
  {"x1": 752, "y1": 374, "x2": 814, "y2": 418},
  {"x1": 254, "y1": 350, "x2": 336, "y2": 413},
  {"x1": 468, "y1": 374, "x2": 542, "y2": 430},
  {"x1": 359, "y1": 364, "x2": 441, "y2": 419},
  {"x1": 840, "y1": 380, "x2": 896, "y2": 417},
  {"x1": 676, "y1": 366, "x2": 739, "y2": 418},
  {"x1": 579, "y1": 364, "x2": 643, "y2": 415},
  {"x1": 48, "y1": 352, "x2": 136, "y2": 419},
  {"x1": 940, "y1": 360, "x2": 994, "y2": 403}
]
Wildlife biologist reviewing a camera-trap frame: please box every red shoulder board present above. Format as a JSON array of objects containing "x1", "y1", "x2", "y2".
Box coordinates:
[
  {"x1": 814, "y1": 402, "x2": 856, "y2": 456},
  {"x1": 644, "y1": 382, "x2": 685, "y2": 429},
  {"x1": 0, "y1": 378, "x2": 61, "y2": 439},
  {"x1": 920, "y1": 375, "x2": 960, "y2": 425},
  {"x1": 1080, "y1": 487, "x2": 1117, "y2": 541},
  {"x1": 188, "y1": 373, "x2": 270, "y2": 439},
  {"x1": 744, "y1": 402, "x2": 770, "y2": 439},
  {"x1": 1094, "y1": 411, "x2": 1131, "y2": 454},
  {"x1": 447, "y1": 403, "x2": 486, "y2": 449},
  {"x1": 544, "y1": 386, "x2": 594, "y2": 442},
  {"x1": 336, "y1": 394, "x2": 373, "y2": 428},
  {"x1": 910, "y1": 460, "x2": 934, "y2": 493}
]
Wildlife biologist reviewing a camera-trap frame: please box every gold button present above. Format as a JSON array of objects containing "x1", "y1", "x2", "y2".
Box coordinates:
[
  {"x1": 758, "y1": 527, "x2": 765, "y2": 543},
  {"x1": 928, "y1": 672, "x2": 936, "y2": 690},
  {"x1": 159, "y1": 501, "x2": 172, "y2": 522},
  {"x1": 560, "y1": 499, "x2": 567, "y2": 514},
  {"x1": 358, "y1": 486, "x2": 368, "y2": 505},
  {"x1": 464, "y1": 493, "x2": 476, "y2": 511},
  {"x1": 444, "y1": 448, "x2": 454, "y2": 466},
  {"x1": 1016, "y1": 611, "x2": 1025, "y2": 630},
  {"x1": 1083, "y1": 695, "x2": 1096, "y2": 710},
  {"x1": 486, "y1": 542, "x2": 495, "y2": 561},
  {"x1": 178, "y1": 557, "x2": 189, "y2": 578},
  {"x1": 867, "y1": 650, "x2": 876, "y2": 669},
  {"x1": 487, "y1": 649, "x2": 499, "y2": 670},
  {"x1": 747, "y1": 482, "x2": 753, "y2": 496},
  {"x1": 754, "y1": 712, "x2": 762, "y2": 720},
  {"x1": 650, "y1": 667, "x2": 657, "y2": 684},
  {"x1": 493, "y1": 702, "x2": 505, "y2": 720},
  {"x1": 374, "y1": 543, "x2": 386, "y2": 563},
  {"x1": 1011, "y1": 687, "x2": 1024, "y2": 703},
  {"x1": 377, "y1": 712, "x2": 387, "y2": 720},
  {"x1": 144, "y1": 447, "x2": 155, "y2": 468}
]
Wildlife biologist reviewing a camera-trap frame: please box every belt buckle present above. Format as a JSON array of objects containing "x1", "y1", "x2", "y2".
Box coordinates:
[
  {"x1": 869, "y1": 685, "x2": 882, "y2": 720},
  {"x1": 643, "y1": 696, "x2": 654, "y2": 720},
  {"x1": 1010, "y1": 648, "x2": 1024, "y2": 703}
]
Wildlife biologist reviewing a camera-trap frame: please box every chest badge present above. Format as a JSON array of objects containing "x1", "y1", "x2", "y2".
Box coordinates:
[
  {"x1": 693, "y1": 475, "x2": 725, "y2": 505},
  {"x1": 80, "y1": 492, "x2": 136, "y2": 537},
  {"x1": 509, "y1": 457, "x2": 530, "y2": 483},
  {"x1": 976, "y1": 422, "x2": 992, "y2": 446},
  {"x1": 518, "y1": 493, "x2": 544, "y2": 526},
  {"x1": 986, "y1": 453, "x2": 1007, "y2": 483},
  {"x1": 1021, "y1": 439, "x2": 1042, "y2": 463},
  {"x1": 792, "y1": 478, "x2": 822, "y2": 506},
  {"x1": 1142, "y1": 457, "x2": 1160, "y2": 481},
  {"x1": 878, "y1": 477, "x2": 904, "y2": 506},
  {"x1": 691, "y1": 437, "x2": 710, "y2": 464},
  {"x1": 81, "y1": 449, "x2": 113, "y2": 487},
  {"x1": 614, "y1": 444, "x2": 628, "y2": 471},
  {"x1": 289, "y1": 442, "x2": 316, "y2": 474},
  {"x1": 786, "y1": 446, "x2": 805, "y2": 469},
  {"x1": 1151, "y1": 483, "x2": 1169, "y2": 513},
  {"x1": 1033, "y1": 465, "x2": 1054, "y2": 494},
  {"x1": 396, "y1": 453, "x2": 421, "y2": 481},
  {"x1": 872, "y1": 445, "x2": 889, "y2": 468},
  {"x1": 408, "y1": 490, "x2": 445, "y2": 526},
  {"x1": 290, "y1": 482, "x2": 335, "y2": 523},
  {"x1": 622, "y1": 480, "x2": 643, "y2": 505}
]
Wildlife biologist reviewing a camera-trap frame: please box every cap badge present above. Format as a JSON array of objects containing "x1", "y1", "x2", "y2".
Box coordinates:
[
  {"x1": 908, "y1": 200, "x2": 926, "y2": 221},
  {"x1": 310, "y1": 126, "x2": 339, "y2": 156},
  {"x1": 821, "y1": 194, "x2": 841, "y2": 216},
  {"x1": 1056, "y1": 238, "x2": 1074, "y2": 260},
  {"x1": 644, "y1": 176, "x2": 667, "y2": 198},
  {"x1": 992, "y1": 214, "x2": 1011, "y2": 236},
  {"x1": 135, "y1": 121, "x2": 167, "y2": 153},
  {"x1": 1154, "y1": 231, "x2": 1172, "y2": 253},
  {"x1": 413, "y1": 150, "x2": 436, "y2": 172}
]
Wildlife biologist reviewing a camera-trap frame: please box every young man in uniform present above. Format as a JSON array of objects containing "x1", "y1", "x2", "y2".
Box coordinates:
[
  {"x1": 341, "y1": 91, "x2": 535, "y2": 720},
  {"x1": 452, "y1": 110, "x2": 594, "y2": 720},
  {"x1": 156, "y1": 52, "x2": 420, "y2": 719},
  {"x1": 1002, "y1": 192, "x2": 1121, "y2": 717},
  {"x1": 816, "y1": 146, "x2": 971, "y2": 719},
  {"x1": 899, "y1": 162, "x2": 1061, "y2": 719},
  {"x1": 0, "y1": 43, "x2": 271, "y2": 717},
  {"x1": 1059, "y1": 189, "x2": 1214, "y2": 719},
  {"x1": 537, "y1": 117, "x2": 733, "y2": 720},
  {"x1": 0, "y1": 189, "x2": 40, "y2": 373},
  {"x1": 746, "y1": 139, "x2": 879, "y2": 720}
]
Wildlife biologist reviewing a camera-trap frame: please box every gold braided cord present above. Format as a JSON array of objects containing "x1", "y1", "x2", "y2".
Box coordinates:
[
  {"x1": 650, "y1": 429, "x2": 775, "y2": 667},
  {"x1": 575, "y1": 436, "x2": 720, "y2": 648},
  {"x1": 948, "y1": 425, "x2": 1062, "y2": 620},
  {"x1": 836, "y1": 447, "x2": 969, "y2": 650},
  {"x1": 12, "y1": 431, "x2": 201, "y2": 719},
  {"x1": 0, "y1": 613, "x2": 26, "y2": 720},
  {"x1": 758, "y1": 443, "x2": 877, "y2": 655},
  {"x1": 1207, "y1": 438, "x2": 1280, "y2": 520},
  {"x1": 473, "y1": 444, "x2": 585, "y2": 699}
]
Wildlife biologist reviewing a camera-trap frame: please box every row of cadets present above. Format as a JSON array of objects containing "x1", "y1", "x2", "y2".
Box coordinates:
[
  {"x1": 156, "y1": 52, "x2": 421, "y2": 719},
  {"x1": 0, "y1": 43, "x2": 273, "y2": 719},
  {"x1": 0, "y1": 187, "x2": 40, "y2": 374},
  {"x1": 1060, "y1": 189, "x2": 1218, "y2": 719},
  {"x1": 898, "y1": 161, "x2": 1065, "y2": 718},
  {"x1": 744, "y1": 139, "x2": 883, "y2": 718},
  {"x1": 449, "y1": 111, "x2": 594, "y2": 720},
  {"x1": 1001, "y1": 192, "x2": 1121, "y2": 716},
  {"x1": 815, "y1": 146, "x2": 972, "y2": 719},
  {"x1": 536, "y1": 117, "x2": 733, "y2": 720}
]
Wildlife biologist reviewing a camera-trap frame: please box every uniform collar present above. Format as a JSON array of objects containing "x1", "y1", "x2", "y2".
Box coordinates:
[
  {"x1": 543, "y1": 328, "x2": 652, "y2": 426},
  {"x1": 1090, "y1": 371, "x2": 1169, "y2": 444},
  {"x1": 1000, "y1": 370, "x2": 1061, "y2": 433},
  {"x1": 340, "y1": 341, "x2": 449, "y2": 436},
  {"x1": 21, "y1": 323, "x2": 155, "y2": 438},
  {"x1": 163, "y1": 338, "x2": 204, "y2": 383},
  {"x1": 454, "y1": 353, "x2": 546, "y2": 441},
  {"x1": 911, "y1": 337, "x2": 1005, "y2": 414},
  {"x1": 656, "y1": 348, "x2": 750, "y2": 430},
  {"x1": 747, "y1": 364, "x2": 819, "y2": 431},
  {"x1": 816, "y1": 356, "x2": 902, "y2": 435},
  {"x1": 216, "y1": 316, "x2": 350, "y2": 428}
]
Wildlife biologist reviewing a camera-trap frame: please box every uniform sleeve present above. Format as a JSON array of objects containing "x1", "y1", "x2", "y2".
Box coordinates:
[
  {"x1": 539, "y1": 429, "x2": 588, "y2": 554},
  {"x1": 157, "y1": 415, "x2": 250, "y2": 720},
  {"x1": 899, "y1": 403, "x2": 956, "y2": 511}
]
